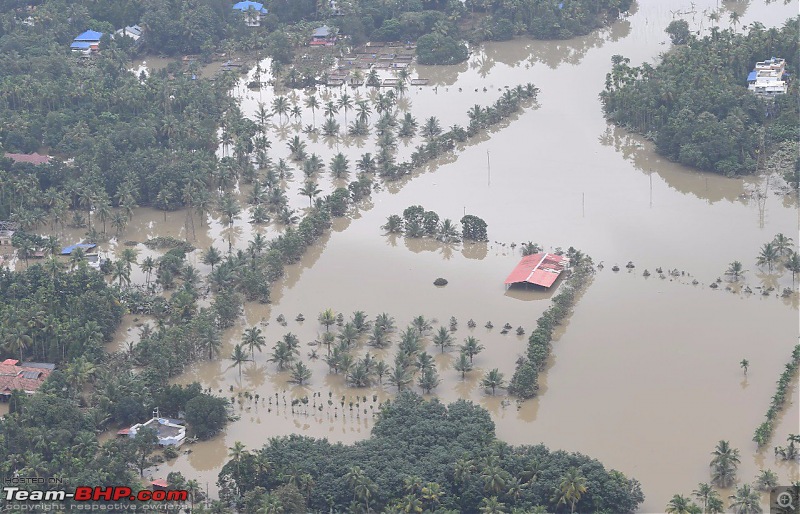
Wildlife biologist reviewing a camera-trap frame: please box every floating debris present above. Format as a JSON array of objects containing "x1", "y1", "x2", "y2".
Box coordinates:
[
  {"x1": 626, "y1": 261, "x2": 635, "y2": 269},
  {"x1": 643, "y1": 269, "x2": 651, "y2": 277},
  {"x1": 467, "y1": 319, "x2": 476, "y2": 328},
  {"x1": 434, "y1": 277, "x2": 448, "y2": 286},
  {"x1": 710, "y1": 283, "x2": 719, "y2": 289},
  {"x1": 612, "y1": 265, "x2": 620, "y2": 272},
  {"x1": 500, "y1": 328, "x2": 509, "y2": 335},
  {"x1": 503, "y1": 322, "x2": 513, "y2": 330},
  {"x1": 296, "y1": 313, "x2": 306, "y2": 322},
  {"x1": 692, "y1": 279, "x2": 699, "y2": 285},
  {"x1": 516, "y1": 327, "x2": 525, "y2": 336},
  {"x1": 656, "y1": 267, "x2": 663, "y2": 274},
  {"x1": 485, "y1": 321, "x2": 494, "y2": 329},
  {"x1": 449, "y1": 316, "x2": 458, "y2": 331}
]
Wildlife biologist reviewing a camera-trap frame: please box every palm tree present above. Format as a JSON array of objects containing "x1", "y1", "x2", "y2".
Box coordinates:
[
  {"x1": 202, "y1": 246, "x2": 222, "y2": 270},
  {"x1": 521, "y1": 242, "x2": 542, "y2": 256},
  {"x1": 411, "y1": 315, "x2": 432, "y2": 335},
  {"x1": 728, "y1": 484, "x2": 761, "y2": 514},
  {"x1": 422, "y1": 116, "x2": 442, "y2": 141},
  {"x1": 481, "y1": 369, "x2": 505, "y2": 395},
  {"x1": 324, "y1": 101, "x2": 339, "y2": 119},
  {"x1": 304, "y1": 95, "x2": 320, "y2": 127},
  {"x1": 356, "y1": 153, "x2": 376, "y2": 174},
  {"x1": 299, "y1": 182, "x2": 322, "y2": 207},
  {"x1": 433, "y1": 326, "x2": 454, "y2": 353},
  {"x1": 785, "y1": 251, "x2": 800, "y2": 284},
  {"x1": 356, "y1": 100, "x2": 372, "y2": 124},
  {"x1": 5, "y1": 324, "x2": 32, "y2": 362},
  {"x1": 740, "y1": 358, "x2": 749, "y2": 375},
  {"x1": 554, "y1": 468, "x2": 587, "y2": 514},
  {"x1": 229, "y1": 343, "x2": 251, "y2": 380},
  {"x1": 388, "y1": 365, "x2": 412, "y2": 391},
  {"x1": 330, "y1": 153, "x2": 349, "y2": 179},
  {"x1": 754, "y1": 469, "x2": 779, "y2": 491},
  {"x1": 710, "y1": 440, "x2": 740, "y2": 488},
  {"x1": 272, "y1": 96, "x2": 290, "y2": 123},
  {"x1": 242, "y1": 327, "x2": 266, "y2": 360},
  {"x1": 287, "y1": 136, "x2": 307, "y2": 160},
  {"x1": 460, "y1": 336, "x2": 484, "y2": 363},
  {"x1": 726, "y1": 261, "x2": 745, "y2": 280},
  {"x1": 228, "y1": 441, "x2": 248, "y2": 476},
  {"x1": 665, "y1": 494, "x2": 697, "y2": 514},
  {"x1": 289, "y1": 361, "x2": 312, "y2": 385},
  {"x1": 756, "y1": 242, "x2": 779, "y2": 272},
  {"x1": 418, "y1": 367, "x2": 440, "y2": 393},
  {"x1": 318, "y1": 309, "x2": 336, "y2": 331},
  {"x1": 140, "y1": 256, "x2": 156, "y2": 285},
  {"x1": 338, "y1": 93, "x2": 353, "y2": 123},
  {"x1": 692, "y1": 482, "x2": 720, "y2": 513},
  {"x1": 111, "y1": 259, "x2": 131, "y2": 288},
  {"x1": 773, "y1": 233, "x2": 794, "y2": 256},
  {"x1": 478, "y1": 496, "x2": 507, "y2": 513},
  {"x1": 454, "y1": 352, "x2": 473, "y2": 378}
]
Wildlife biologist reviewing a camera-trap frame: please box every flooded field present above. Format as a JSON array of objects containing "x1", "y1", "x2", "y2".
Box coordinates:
[{"x1": 43, "y1": 0, "x2": 800, "y2": 511}]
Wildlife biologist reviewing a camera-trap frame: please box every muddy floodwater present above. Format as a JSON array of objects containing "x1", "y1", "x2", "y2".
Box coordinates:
[{"x1": 88, "y1": 0, "x2": 800, "y2": 511}]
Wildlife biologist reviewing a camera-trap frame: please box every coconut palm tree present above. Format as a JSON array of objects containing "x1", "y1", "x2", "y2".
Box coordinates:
[
  {"x1": 289, "y1": 361, "x2": 312, "y2": 385},
  {"x1": 411, "y1": 315, "x2": 432, "y2": 335},
  {"x1": 773, "y1": 233, "x2": 794, "y2": 256},
  {"x1": 330, "y1": 153, "x2": 349, "y2": 179},
  {"x1": 692, "y1": 482, "x2": 721, "y2": 513},
  {"x1": 324, "y1": 101, "x2": 339, "y2": 119},
  {"x1": 202, "y1": 246, "x2": 222, "y2": 270},
  {"x1": 438, "y1": 219, "x2": 459, "y2": 243},
  {"x1": 242, "y1": 327, "x2": 266, "y2": 360},
  {"x1": 418, "y1": 367, "x2": 440, "y2": 393},
  {"x1": 228, "y1": 441, "x2": 248, "y2": 476},
  {"x1": 356, "y1": 153, "x2": 376, "y2": 174},
  {"x1": 111, "y1": 259, "x2": 131, "y2": 288},
  {"x1": 786, "y1": 251, "x2": 800, "y2": 284},
  {"x1": 287, "y1": 136, "x2": 307, "y2": 160},
  {"x1": 460, "y1": 337, "x2": 484, "y2": 363},
  {"x1": 229, "y1": 343, "x2": 251, "y2": 380},
  {"x1": 337, "y1": 93, "x2": 353, "y2": 123},
  {"x1": 728, "y1": 484, "x2": 761, "y2": 514},
  {"x1": 272, "y1": 96, "x2": 290, "y2": 123},
  {"x1": 388, "y1": 365, "x2": 412, "y2": 391},
  {"x1": 726, "y1": 261, "x2": 745, "y2": 280},
  {"x1": 756, "y1": 242, "x2": 779, "y2": 272},
  {"x1": 554, "y1": 468, "x2": 587, "y2": 514},
  {"x1": 356, "y1": 100, "x2": 372, "y2": 124},
  {"x1": 710, "y1": 440, "x2": 740, "y2": 488},
  {"x1": 422, "y1": 116, "x2": 442, "y2": 142},
  {"x1": 478, "y1": 496, "x2": 506, "y2": 513},
  {"x1": 665, "y1": 494, "x2": 697, "y2": 514},
  {"x1": 754, "y1": 469, "x2": 779, "y2": 491},
  {"x1": 299, "y1": 182, "x2": 321, "y2": 207},
  {"x1": 318, "y1": 309, "x2": 336, "y2": 331},
  {"x1": 304, "y1": 95, "x2": 319, "y2": 127},
  {"x1": 433, "y1": 326, "x2": 454, "y2": 353},
  {"x1": 481, "y1": 369, "x2": 505, "y2": 395},
  {"x1": 454, "y1": 352, "x2": 473, "y2": 378}
]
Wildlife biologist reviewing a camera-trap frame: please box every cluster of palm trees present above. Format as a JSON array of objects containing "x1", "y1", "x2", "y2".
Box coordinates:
[
  {"x1": 755, "y1": 233, "x2": 799, "y2": 281},
  {"x1": 383, "y1": 206, "x2": 460, "y2": 243},
  {"x1": 667, "y1": 473, "x2": 774, "y2": 514},
  {"x1": 710, "y1": 440, "x2": 740, "y2": 488},
  {"x1": 754, "y1": 344, "x2": 800, "y2": 447}
]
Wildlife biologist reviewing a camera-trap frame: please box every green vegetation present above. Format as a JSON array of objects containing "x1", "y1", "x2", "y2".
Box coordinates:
[
  {"x1": 600, "y1": 19, "x2": 799, "y2": 176},
  {"x1": 753, "y1": 344, "x2": 800, "y2": 447},
  {"x1": 384, "y1": 205, "x2": 484, "y2": 243},
  {"x1": 217, "y1": 392, "x2": 644, "y2": 513},
  {"x1": 416, "y1": 33, "x2": 468, "y2": 65},
  {"x1": 509, "y1": 248, "x2": 593, "y2": 399}
]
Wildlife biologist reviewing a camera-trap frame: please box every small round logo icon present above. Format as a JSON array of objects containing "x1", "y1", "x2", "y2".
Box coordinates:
[{"x1": 777, "y1": 490, "x2": 795, "y2": 511}]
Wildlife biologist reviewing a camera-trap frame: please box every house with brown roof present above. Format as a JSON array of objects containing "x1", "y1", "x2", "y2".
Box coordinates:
[
  {"x1": 0, "y1": 359, "x2": 54, "y2": 399},
  {"x1": 4, "y1": 152, "x2": 51, "y2": 165}
]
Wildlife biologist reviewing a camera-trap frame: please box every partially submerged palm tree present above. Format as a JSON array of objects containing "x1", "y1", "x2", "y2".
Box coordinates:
[
  {"x1": 725, "y1": 261, "x2": 745, "y2": 280},
  {"x1": 229, "y1": 343, "x2": 251, "y2": 380},
  {"x1": 481, "y1": 368, "x2": 505, "y2": 395},
  {"x1": 756, "y1": 242, "x2": 779, "y2": 272}
]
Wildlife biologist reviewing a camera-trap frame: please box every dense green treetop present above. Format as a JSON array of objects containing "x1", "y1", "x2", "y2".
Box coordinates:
[
  {"x1": 600, "y1": 18, "x2": 799, "y2": 176},
  {"x1": 217, "y1": 392, "x2": 644, "y2": 513}
]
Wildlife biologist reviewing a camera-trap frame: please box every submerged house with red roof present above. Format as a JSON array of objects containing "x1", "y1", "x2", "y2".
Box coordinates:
[
  {"x1": 504, "y1": 253, "x2": 568, "y2": 289},
  {"x1": 0, "y1": 359, "x2": 54, "y2": 399}
]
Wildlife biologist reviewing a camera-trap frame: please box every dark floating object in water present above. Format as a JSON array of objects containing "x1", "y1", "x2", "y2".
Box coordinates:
[
  {"x1": 467, "y1": 319, "x2": 476, "y2": 328},
  {"x1": 500, "y1": 329, "x2": 509, "y2": 335},
  {"x1": 611, "y1": 265, "x2": 620, "y2": 272},
  {"x1": 296, "y1": 313, "x2": 305, "y2": 322},
  {"x1": 656, "y1": 267, "x2": 663, "y2": 274},
  {"x1": 643, "y1": 269, "x2": 651, "y2": 277},
  {"x1": 710, "y1": 283, "x2": 719, "y2": 289},
  {"x1": 503, "y1": 323, "x2": 512, "y2": 330},
  {"x1": 485, "y1": 321, "x2": 494, "y2": 329},
  {"x1": 626, "y1": 261, "x2": 635, "y2": 269},
  {"x1": 516, "y1": 326, "x2": 525, "y2": 335},
  {"x1": 744, "y1": 286, "x2": 752, "y2": 293},
  {"x1": 434, "y1": 277, "x2": 448, "y2": 286}
]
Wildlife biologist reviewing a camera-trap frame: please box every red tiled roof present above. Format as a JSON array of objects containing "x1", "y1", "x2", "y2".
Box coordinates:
[
  {"x1": 504, "y1": 253, "x2": 567, "y2": 288},
  {"x1": 4, "y1": 153, "x2": 51, "y2": 165},
  {"x1": 151, "y1": 479, "x2": 169, "y2": 489},
  {"x1": 0, "y1": 362, "x2": 52, "y2": 395}
]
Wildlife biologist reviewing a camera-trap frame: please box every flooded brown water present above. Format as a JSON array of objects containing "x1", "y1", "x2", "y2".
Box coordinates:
[{"x1": 47, "y1": 0, "x2": 800, "y2": 511}]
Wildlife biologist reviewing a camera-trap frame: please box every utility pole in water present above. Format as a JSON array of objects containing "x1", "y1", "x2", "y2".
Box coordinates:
[{"x1": 487, "y1": 150, "x2": 491, "y2": 186}]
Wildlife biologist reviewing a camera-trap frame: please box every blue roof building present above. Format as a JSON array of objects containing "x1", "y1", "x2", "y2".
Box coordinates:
[
  {"x1": 74, "y1": 30, "x2": 103, "y2": 42},
  {"x1": 72, "y1": 30, "x2": 103, "y2": 54},
  {"x1": 233, "y1": 1, "x2": 268, "y2": 26}
]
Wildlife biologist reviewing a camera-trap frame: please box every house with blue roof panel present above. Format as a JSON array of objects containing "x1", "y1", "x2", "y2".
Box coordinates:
[
  {"x1": 71, "y1": 30, "x2": 103, "y2": 54},
  {"x1": 232, "y1": 1, "x2": 268, "y2": 27}
]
